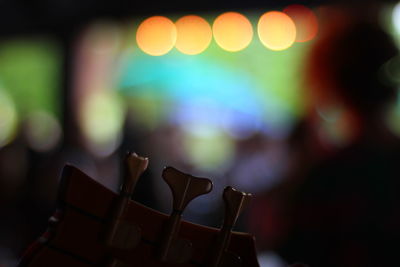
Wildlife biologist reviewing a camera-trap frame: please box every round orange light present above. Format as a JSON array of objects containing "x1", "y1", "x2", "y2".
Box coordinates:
[
  {"x1": 258, "y1": 11, "x2": 296, "y2": 51},
  {"x1": 175, "y1": 15, "x2": 212, "y2": 55},
  {"x1": 212, "y1": 12, "x2": 253, "y2": 52},
  {"x1": 283, "y1": 4, "x2": 318, "y2": 42},
  {"x1": 136, "y1": 16, "x2": 177, "y2": 56}
]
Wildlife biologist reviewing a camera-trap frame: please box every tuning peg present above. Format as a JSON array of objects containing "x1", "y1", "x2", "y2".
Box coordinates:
[
  {"x1": 158, "y1": 166, "x2": 213, "y2": 263},
  {"x1": 105, "y1": 152, "x2": 148, "y2": 251},
  {"x1": 210, "y1": 186, "x2": 252, "y2": 267},
  {"x1": 222, "y1": 186, "x2": 252, "y2": 228},
  {"x1": 121, "y1": 152, "x2": 149, "y2": 196}
]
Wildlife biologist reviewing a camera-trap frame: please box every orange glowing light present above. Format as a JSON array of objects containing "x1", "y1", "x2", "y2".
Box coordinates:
[
  {"x1": 283, "y1": 4, "x2": 318, "y2": 42},
  {"x1": 212, "y1": 12, "x2": 253, "y2": 52},
  {"x1": 175, "y1": 15, "x2": 212, "y2": 55},
  {"x1": 136, "y1": 16, "x2": 177, "y2": 56},
  {"x1": 257, "y1": 11, "x2": 296, "y2": 51}
]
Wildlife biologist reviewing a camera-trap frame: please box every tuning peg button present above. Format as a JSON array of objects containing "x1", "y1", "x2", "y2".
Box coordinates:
[
  {"x1": 120, "y1": 152, "x2": 148, "y2": 196},
  {"x1": 210, "y1": 186, "x2": 252, "y2": 267},
  {"x1": 163, "y1": 166, "x2": 213, "y2": 212},
  {"x1": 158, "y1": 167, "x2": 213, "y2": 263},
  {"x1": 222, "y1": 186, "x2": 252, "y2": 228}
]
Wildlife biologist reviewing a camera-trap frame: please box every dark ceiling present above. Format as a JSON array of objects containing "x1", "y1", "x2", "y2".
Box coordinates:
[
  {"x1": 0, "y1": 0, "x2": 396, "y2": 37},
  {"x1": 0, "y1": 0, "x2": 377, "y2": 36}
]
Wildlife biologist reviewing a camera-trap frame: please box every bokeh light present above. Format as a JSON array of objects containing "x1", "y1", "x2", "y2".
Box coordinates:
[
  {"x1": 380, "y1": 55, "x2": 400, "y2": 85},
  {"x1": 386, "y1": 92, "x2": 400, "y2": 137},
  {"x1": 136, "y1": 16, "x2": 177, "y2": 56},
  {"x1": 0, "y1": 88, "x2": 18, "y2": 148},
  {"x1": 283, "y1": 4, "x2": 318, "y2": 42},
  {"x1": 0, "y1": 40, "x2": 61, "y2": 118},
  {"x1": 24, "y1": 111, "x2": 62, "y2": 152},
  {"x1": 258, "y1": 11, "x2": 296, "y2": 51},
  {"x1": 212, "y1": 12, "x2": 253, "y2": 52},
  {"x1": 85, "y1": 22, "x2": 122, "y2": 55},
  {"x1": 393, "y1": 2, "x2": 400, "y2": 34},
  {"x1": 175, "y1": 15, "x2": 212, "y2": 55},
  {"x1": 317, "y1": 115, "x2": 350, "y2": 148},
  {"x1": 183, "y1": 128, "x2": 235, "y2": 171},
  {"x1": 80, "y1": 91, "x2": 125, "y2": 157}
]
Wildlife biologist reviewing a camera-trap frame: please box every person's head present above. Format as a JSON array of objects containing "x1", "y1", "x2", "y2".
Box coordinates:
[{"x1": 305, "y1": 4, "x2": 399, "y2": 116}]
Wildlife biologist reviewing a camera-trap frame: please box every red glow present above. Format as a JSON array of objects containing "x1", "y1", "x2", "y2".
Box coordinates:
[{"x1": 283, "y1": 4, "x2": 318, "y2": 42}]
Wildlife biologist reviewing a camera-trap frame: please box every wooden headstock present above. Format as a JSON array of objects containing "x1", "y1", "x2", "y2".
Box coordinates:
[{"x1": 17, "y1": 154, "x2": 260, "y2": 267}]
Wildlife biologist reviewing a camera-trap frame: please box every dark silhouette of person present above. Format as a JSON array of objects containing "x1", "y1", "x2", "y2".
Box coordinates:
[{"x1": 250, "y1": 3, "x2": 400, "y2": 267}]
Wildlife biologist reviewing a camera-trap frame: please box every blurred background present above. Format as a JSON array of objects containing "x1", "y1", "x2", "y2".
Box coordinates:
[{"x1": 1, "y1": 0, "x2": 400, "y2": 266}]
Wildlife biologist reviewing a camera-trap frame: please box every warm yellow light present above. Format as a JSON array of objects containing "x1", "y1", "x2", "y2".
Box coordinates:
[
  {"x1": 183, "y1": 130, "x2": 235, "y2": 171},
  {"x1": 283, "y1": 4, "x2": 318, "y2": 42},
  {"x1": 212, "y1": 12, "x2": 253, "y2": 52},
  {"x1": 175, "y1": 15, "x2": 212, "y2": 55},
  {"x1": 25, "y1": 111, "x2": 62, "y2": 152},
  {"x1": 136, "y1": 16, "x2": 177, "y2": 56},
  {"x1": 258, "y1": 11, "x2": 296, "y2": 51},
  {"x1": 80, "y1": 91, "x2": 125, "y2": 156},
  {"x1": 0, "y1": 88, "x2": 17, "y2": 148}
]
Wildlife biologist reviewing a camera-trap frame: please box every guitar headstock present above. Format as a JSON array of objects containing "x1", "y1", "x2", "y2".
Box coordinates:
[{"x1": 18, "y1": 153, "x2": 260, "y2": 267}]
